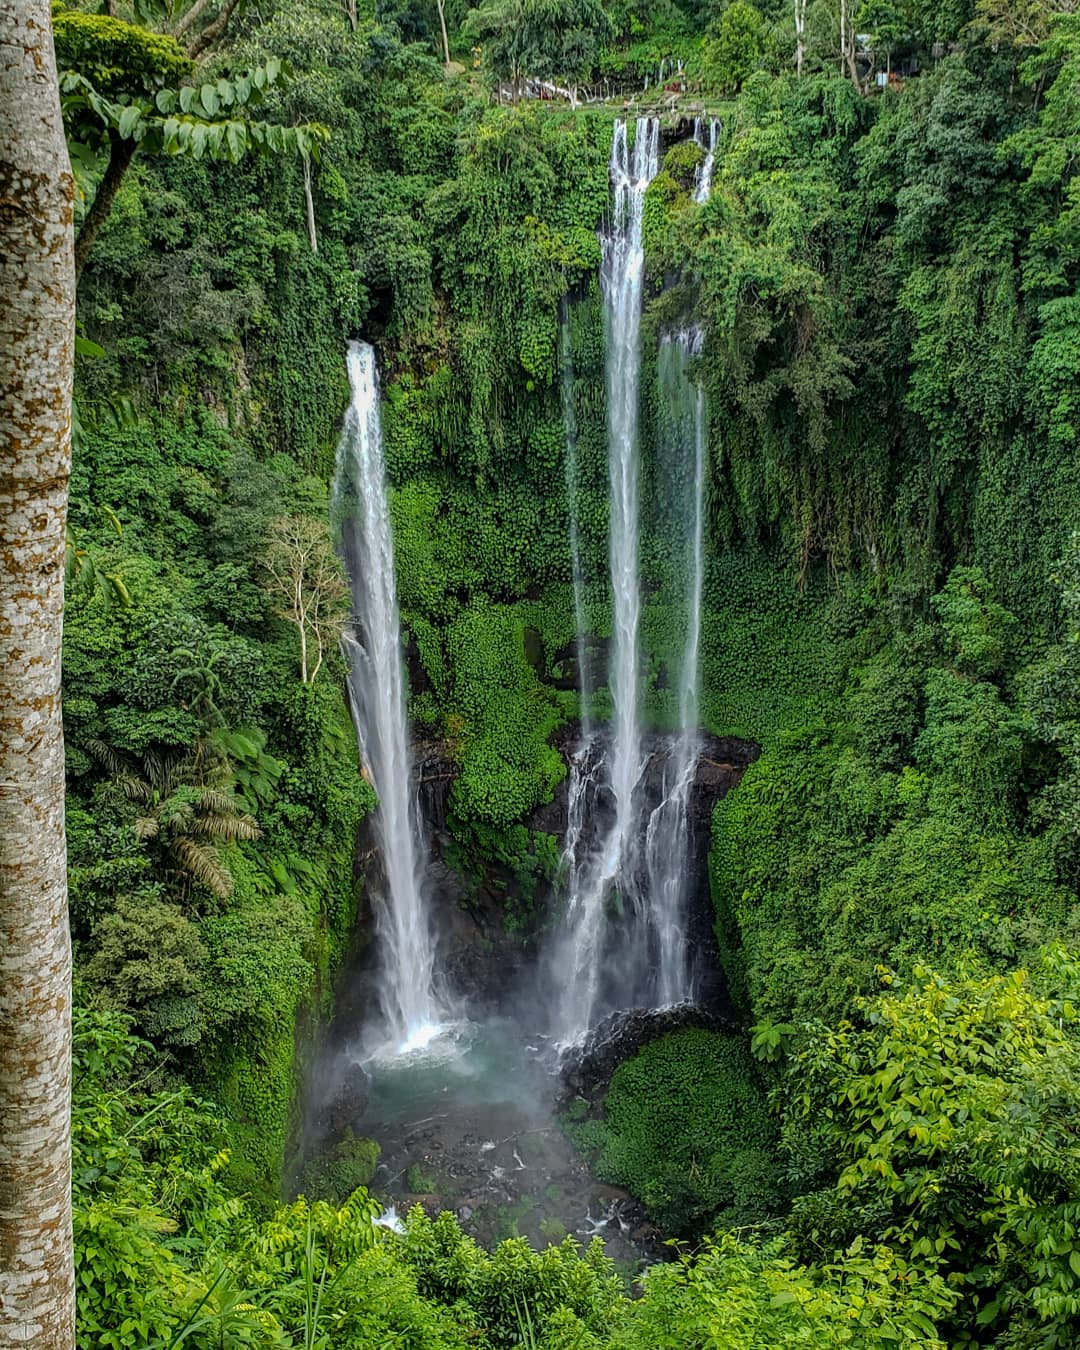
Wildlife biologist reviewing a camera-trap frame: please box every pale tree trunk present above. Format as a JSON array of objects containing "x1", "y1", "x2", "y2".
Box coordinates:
[
  {"x1": 435, "y1": 0, "x2": 450, "y2": 65},
  {"x1": 795, "y1": 0, "x2": 807, "y2": 75},
  {"x1": 839, "y1": 0, "x2": 860, "y2": 87},
  {"x1": 0, "y1": 2, "x2": 76, "y2": 1348},
  {"x1": 303, "y1": 155, "x2": 318, "y2": 254},
  {"x1": 839, "y1": 0, "x2": 846, "y2": 74},
  {"x1": 295, "y1": 572, "x2": 309, "y2": 684},
  {"x1": 172, "y1": 0, "x2": 214, "y2": 39}
]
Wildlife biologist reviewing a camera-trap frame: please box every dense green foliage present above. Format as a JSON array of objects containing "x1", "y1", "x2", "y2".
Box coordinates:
[
  {"x1": 84, "y1": 955, "x2": 1080, "y2": 1345},
  {"x1": 565, "y1": 1029, "x2": 778, "y2": 1235},
  {"x1": 74, "y1": 1006, "x2": 966, "y2": 1347},
  {"x1": 62, "y1": 0, "x2": 1080, "y2": 1341}
]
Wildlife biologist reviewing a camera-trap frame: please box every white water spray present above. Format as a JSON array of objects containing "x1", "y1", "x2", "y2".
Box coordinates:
[
  {"x1": 693, "y1": 117, "x2": 720, "y2": 204},
  {"x1": 333, "y1": 342, "x2": 443, "y2": 1054},
  {"x1": 645, "y1": 328, "x2": 707, "y2": 1006},
  {"x1": 554, "y1": 119, "x2": 659, "y2": 1045},
  {"x1": 602, "y1": 116, "x2": 658, "y2": 890}
]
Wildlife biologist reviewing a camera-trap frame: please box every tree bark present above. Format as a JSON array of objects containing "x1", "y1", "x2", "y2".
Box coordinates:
[
  {"x1": 0, "y1": 2, "x2": 76, "y2": 1347},
  {"x1": 73, "y1": 130, "x2": 136, "y2": 283},
  {"x1": 303, "y1": 154, "x2": 318, "y2": 254},
  {"x1": 435, "y1": 0, "x2": 450, "y2": 65},
  {"x1": 840, "y1": 0, "x2": 861, "y2": 88},
  {"x1": 186, "y1": 0, "x2": 242, "y2": 59},
  {"x1": 173, "y1": 0, "x2": 214, "y2": 39},
  {"x1": 795, "y1": 0, "x2": 807, "y2": 76}
]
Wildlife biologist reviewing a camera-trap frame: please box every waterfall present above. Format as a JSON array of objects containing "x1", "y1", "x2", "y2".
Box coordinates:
[
  {"x1": 603, "y1": 116, "x2": 658, "y2": 893},
  {"x1": 553, "y1": 118, "x2": 659, "y2": 1045},
  {"x1": 693, "y1": 117, "x2": 720, "y2": 204},
  {"x1": 333, "y1": 341, "x2": 442, "y2": 1055},
  {"x1": 560, "y1": 303, "x2": 591, "y2": 741},
  {"x1": 644, "y1": 328, "x2": 707, "y2": 1007},
  {"x1": 559, "y1": 304, "x2": 596, "y2": 899}
]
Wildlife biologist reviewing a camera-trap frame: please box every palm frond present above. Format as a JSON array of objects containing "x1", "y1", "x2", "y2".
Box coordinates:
[
  {"x1": 134, "y1": 815, "x2": 159, "y2": 841},
  {"x1": 85, "y1": 738, "x2": 131, "y2": 779},
  {"x1": 170, "y1": 838, "x2": 233, "y2": 898},
  {"x1": 117, "y1": 773, "x2": 153, "y2": 805},
  {"x1": 142, "y1": 749, "x2": 168, "y2": 793},
  {"x1": 195, "y1": 787, "x2": 247, "y2": 816},
  {"x1": 193, "y1": 812, "x2": 261, "y2": 843}
]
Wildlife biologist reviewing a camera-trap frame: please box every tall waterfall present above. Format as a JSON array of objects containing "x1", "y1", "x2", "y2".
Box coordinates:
[
  {"x1": 559, "y1": 305, "x2": 596, "y2": 902},
  {"x1": 602, "y1": 116, "x2": 658, "y2": 894},
  {"x1": 693, "y1": 117, "x2": 720, "y2": 203},
  {"x1": 645, "y1": 328, "x2": 707, "y2": 1006},
  {"x1": 554, "y1": 118, "x2": 659, "y2": 1045},
  {"x1": 333, "y1": 341, "x2": 442, "y2": 1054},
  {"x1": 560, "y1": 303, "x2": 591, "y2": 741}
]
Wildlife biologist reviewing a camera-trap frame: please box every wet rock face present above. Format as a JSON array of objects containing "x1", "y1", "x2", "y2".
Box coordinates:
[
  {"x1": 558, "y1": 1004, "x2": 739, "y2": 1112},
  {"x1": 402, "y1": 723, "x2": 760, "y2": 1017},
  {"x1": 307, "y1": 1056, "x2": 370, "y2": 1148},
  {"x1": 413, "y1": 739, "x2": 456, "y2": 835},
  {"x1": 337, "y1": 724, "x2": 759, "y2": 1034}
]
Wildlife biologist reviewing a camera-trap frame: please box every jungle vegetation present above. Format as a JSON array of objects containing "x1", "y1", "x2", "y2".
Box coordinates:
[{"x1": 29, "y1": 0, "x2": 1080, "y2": 1342}]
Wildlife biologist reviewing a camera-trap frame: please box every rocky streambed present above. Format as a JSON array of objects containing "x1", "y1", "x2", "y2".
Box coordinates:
[
  {"x1": 298, "y1": 726, "x2": 759, "y2": 1267},
  {"x1": 310, "y1": 1016, "x2": 666, "y2": 1269}
]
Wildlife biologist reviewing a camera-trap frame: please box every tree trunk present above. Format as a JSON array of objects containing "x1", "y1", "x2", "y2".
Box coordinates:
[
  {"x1": 795, "y1": 0, "x2": 806, "y2": 76},
  {"x1": 840, "y1": 0, "x2": 860, "y2": 88},
  {"x1": 344, "y1": 0, "x2": 357, "y2": 32},
  {"x1": 303, "y1": 155, "x2": 318, "y2": 254},
  {"x1": 0, "y1": 2, "x2": 76, "y2": 1348},
  {"x1": 74, "y1": 130, "x2": 136, "y2": 283},
  {"x1": 173, "y1": 0, "x2": 214, "y2": 39},
  {"x1": 435, "y1": 0, "x2": 450, "y2": 66},
  {"x1": 186, "y1": 0, "x2": 241, "y2": 59}
]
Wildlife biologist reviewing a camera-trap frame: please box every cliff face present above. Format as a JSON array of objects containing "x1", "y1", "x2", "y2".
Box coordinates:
[{"x1": 320, "y1": 723, "x2": 759, "y2": 1053}]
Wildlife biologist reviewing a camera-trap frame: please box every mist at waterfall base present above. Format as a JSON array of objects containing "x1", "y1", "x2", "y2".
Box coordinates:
[{"x1": 305, "y1": 122, "x2": 721, "y2": 1262}]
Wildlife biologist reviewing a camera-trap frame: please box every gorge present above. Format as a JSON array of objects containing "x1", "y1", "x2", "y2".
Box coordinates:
[
  {"x1": 55, "y1": 1, "x2": 1080, "y2": 1342},
  {"x1": 310, "y1": 121, "x2": 740, "y2": 1253}
]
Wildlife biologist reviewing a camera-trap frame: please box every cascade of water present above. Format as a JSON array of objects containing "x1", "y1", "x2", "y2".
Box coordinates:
[
  {"x1": 552, "y1": 118, "x2": 659, "y2": 1046},
  {"x1": 644, "y1": 328, "x2": 707, "y2": 1006},
  {"x1": 603, "y1": 116, "x2": 658, "y2": 890},
  {"x1": 333, "y1": 341, "x2": 442, "y2": 1054},
  {"x1": 559, "y1": 305, "x2": 596, "y2": 894},
  {"x1": 560, "y1": 304, "x2": 591, "y2": 740},
  {"x1": 693, "y1": 117, "x2": 720, "y2": 204}
]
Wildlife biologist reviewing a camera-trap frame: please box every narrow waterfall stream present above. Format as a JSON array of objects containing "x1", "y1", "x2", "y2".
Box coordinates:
[
  {"x1": 693, "y1": 117, "x2": 720, "y2": 203},
  {"x1": 333, "y1": 341, "x2": 444, "y2": 1054},
  {"x1": 559, "y1": 304, "x2": 599, "y2": 913},
  {"x1": 602, "y1": 116, "x2": 658, "y2": 899},
  {"x1": 645, "y1": 328, "x2": 708, "y2": 1007},
  {"x1": 554, "y1": 118, "x2": 660, "y2": 1046}
]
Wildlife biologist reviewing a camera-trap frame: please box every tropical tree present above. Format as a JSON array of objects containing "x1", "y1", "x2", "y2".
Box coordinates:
[
  {"x1": 53, "y1": 9, "x2": 328, "y2": 278},
  {"x1": 263, "y1": 514, "x2": 351, "y2": 686},
  {"x1": 789, "y1": 954, "x2": 1080, "y2": 1343},
  {"x1": 974, "y1": 0, "x2": 1078, "y2": 48},
  {"x1": 703, "y1": 1, "x2": 768, "y2": 93},
  {"x1": 465, "y1": 0, "x2": 611, "y2": 96},
  {"x1": 0, "y1": 1, "x2": 76, "y2": 1344},
  {"x1": 89, "y1": 744, "x2": 260, "y2": 899}
]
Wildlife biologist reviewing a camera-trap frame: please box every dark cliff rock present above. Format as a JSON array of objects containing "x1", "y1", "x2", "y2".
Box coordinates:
[{"x1": 558, "y1": 1004, "x2": 741, "y2": 1112}]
